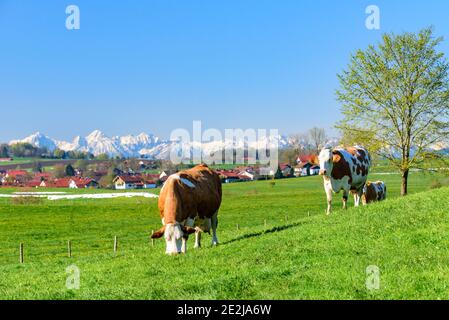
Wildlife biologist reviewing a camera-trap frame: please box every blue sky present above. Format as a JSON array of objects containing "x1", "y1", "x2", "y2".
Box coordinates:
[{"x1": 1, "y1": 0, "x2": 449, "y2": 142}]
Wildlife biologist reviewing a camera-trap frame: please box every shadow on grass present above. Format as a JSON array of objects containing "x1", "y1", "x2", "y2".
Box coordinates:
[{"x1": 221, "y1": 221, "x2": 308, "y2": 246}]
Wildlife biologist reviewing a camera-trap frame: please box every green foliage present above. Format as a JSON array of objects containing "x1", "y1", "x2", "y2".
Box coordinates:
[
  {"x1": 0, "y1": 144, "x2": 9, "y2": 158},
  {"x1": 65, "y1": 164, "x2": 75, "y2": 177},
  {"x1": 31, "y1": 161, "x2": 43, "y2": 173},
  {"x1": 53, "y1": 164, "x2": 66, "y2": 179},
  {"x1": 96, "y1": 154, "x2": 110, "y2": 161},
  {"x1": 99, "y1": 167, "x2": 117, "y2": 189},
  {"x1": 53, "y1": 149, "x2": 66, "y2": 159},
  {"x1": 274, "y1": 166, "x2": 284, "y2": 179},
  {"x1": 74, "y1": 160, "x2": 88, "y2": 172},
  {"x1": 337, "y1": 27, "x2": 449, "y2": 194},
  {"x1": 9, "y1": 143, "x2": 47, "y2": 158}
]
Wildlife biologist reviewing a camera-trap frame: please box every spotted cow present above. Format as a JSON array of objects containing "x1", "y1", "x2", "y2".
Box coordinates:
[
  {"x1": 151, "y1": 164, "x2": 222, "y2": 255},
  {"x1": 362, "y1": 181, "x2": 387, "y2": 205},
  {"x1": 318, "y1": 146, "x2": 371, "y2": 214}
]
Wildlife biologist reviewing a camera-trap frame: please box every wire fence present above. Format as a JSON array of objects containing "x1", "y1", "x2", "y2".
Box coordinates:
[{"x1": 0, "y1": 213, "x2": 311, "y2": 266}]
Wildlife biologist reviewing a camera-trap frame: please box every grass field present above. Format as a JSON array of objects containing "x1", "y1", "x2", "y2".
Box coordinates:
[
  {"x1": 0, "y1": 157, "x2": 57, "y2": 167},
  {"x1": 0, "y1": 171, "x2": 448, "y2": 299}
]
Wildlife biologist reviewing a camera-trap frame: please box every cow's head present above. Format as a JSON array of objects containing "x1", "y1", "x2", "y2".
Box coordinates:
[
  {"x1": 318, "y1": 147, "x2": 333, "y2": 177},
  {"x1": 151, "y1": 223, "x2": 196, "y2": 255}
]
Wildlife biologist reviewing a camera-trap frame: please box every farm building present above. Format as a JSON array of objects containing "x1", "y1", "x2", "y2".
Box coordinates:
[
  {"x1": 113, "y1": 175, "x2": 157, "y2": 190},
  {"x1": 279, "y1": 163, "x2": 294, "y2": 177},
  {"x1": 53, "y1": 177, "x2": 99, "y2": 189},
  {"x1": 295, "y1": 163, "x2": 320, "y2": 177},
  {"x1": 1, "y1": 170, "x2": 30, "y2": 186},
  {"x1": 216, "y1": 170, "x2": 254, "y2": 183}
]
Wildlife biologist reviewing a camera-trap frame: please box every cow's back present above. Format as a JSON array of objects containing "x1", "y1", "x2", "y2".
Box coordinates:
[
  {"x1": 180, "y1": 164, "x2": 222, "y2": 218},
  {"x1": 158, "y1": 164, "x2": 222, "y2": 222}
]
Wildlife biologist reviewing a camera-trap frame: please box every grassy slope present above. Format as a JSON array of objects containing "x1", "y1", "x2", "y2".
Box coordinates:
[{"x1": 0, "y1": 172, "x2": 447, "y2": 299}]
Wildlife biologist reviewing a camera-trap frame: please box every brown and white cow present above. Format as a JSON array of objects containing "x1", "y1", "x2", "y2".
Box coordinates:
[
  {"x1": 151, "y1": 164, "x2": 222, "y2": 255},
  {"x1": 362, "y1": 181, "x2": 386, "y2": 205},
  {"x1": 318, "y1": 146, "x2": 371, "y2": 214}
]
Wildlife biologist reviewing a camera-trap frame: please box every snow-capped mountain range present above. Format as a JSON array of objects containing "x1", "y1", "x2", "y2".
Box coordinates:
[{"x1": 8, "y1": 131, "x2": 291, "y2": 159}]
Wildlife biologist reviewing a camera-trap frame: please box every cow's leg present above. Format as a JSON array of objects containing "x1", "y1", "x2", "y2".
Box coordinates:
[
  {"x1": 342, "y1": 190, "x2": 349, "y2": 210},
  {"x1": 181, "y1": 218, "x2": 195, "y2": 254},
  {"x1": 211, "y1": 211, "x2": 219, "y2": 246},
  {"x1": 181, "y1": 237, "x2": 187, "y2": 254},
  {"x1": 354, "y1": 189, "x2": 363, "y2": 207},
  {"x1": 324, "y1": 182, "x2": 332, "y2": 215},
  {"x1": 194, "y1": 229, "x2": 202, "y2": 248}
]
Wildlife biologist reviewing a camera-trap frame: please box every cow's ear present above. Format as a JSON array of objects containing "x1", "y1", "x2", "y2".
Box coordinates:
[
  {"x1": 151, "y1": 227, "x2": 165, "y2": 239},
  {"x1": 182, "y1": 226, "x2": 196, "y2": 235},
  {"x1": 332, "y1": 153, "x2": 341, "y2": 163}
]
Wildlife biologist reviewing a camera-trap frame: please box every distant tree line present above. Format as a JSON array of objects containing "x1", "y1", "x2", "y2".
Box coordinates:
[{"x1": 0, "y1": 142, "x2": 107, "y2": 160}]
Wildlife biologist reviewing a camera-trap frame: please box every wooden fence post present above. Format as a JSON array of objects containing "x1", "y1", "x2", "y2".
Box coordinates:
[
  {"x1": 19, "y1": 243, "x2": 24, "y2": 264},
  {"x1": 114, "y1": 236, "x2": 118, "y2": 255},
  {"x1": 68, "y1": 240, "x2": 72, "y2": 258},
  {"x1": 151, "y1": 230, "x2": 155, "y2": 247}
]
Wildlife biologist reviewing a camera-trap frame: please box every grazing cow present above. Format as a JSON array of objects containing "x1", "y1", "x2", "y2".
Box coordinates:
[
  {"x1": 151, "y1": 164, "x2": 222, "y2": 255},
  {"x1": 318, "y1": 146, "x2": 371, "y2": 214},
  {"x1": 362, "y1": 181, "x2": 387, "y2": 205}
]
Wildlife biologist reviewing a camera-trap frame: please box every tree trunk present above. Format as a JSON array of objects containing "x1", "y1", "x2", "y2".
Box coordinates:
[{"x1": 401, "y1": 169, "x2": 409, "y2": 196}]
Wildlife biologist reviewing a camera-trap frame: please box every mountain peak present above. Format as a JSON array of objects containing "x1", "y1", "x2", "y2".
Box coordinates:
[{"x1": 86, "y1": 130, "x2": 105, "y2": 140}]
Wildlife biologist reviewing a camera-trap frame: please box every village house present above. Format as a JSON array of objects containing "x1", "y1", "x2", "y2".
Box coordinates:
[
  {"x1": 1, "y1": 170, "x2": 30, "y2": 186},
  {"x1": 216, "y1": 170, "x2": 240, "y2": 183},
  {"x1": 255, "y1": 166, "x2": 275, "y2": 180},
  {"x1": 237, "y1": 170, "x2": 255, "y2": 181},
  {"x1": 113, "y1": 175, "x2": 143, "y2": 190},
  {"x1": 52, "y1": 177, "x2": 99, "y2": 189},
  {"x1": 295, "y1": 155, "x2": 320, "y2": 177},
  {"x1": 113, "y1": 175, "x2": 157, "y2": 190},
  {"x1": 279, "y1": 163, "x2": 294, "y2": 177}
]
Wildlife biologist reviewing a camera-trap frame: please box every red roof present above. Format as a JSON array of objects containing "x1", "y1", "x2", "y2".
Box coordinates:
[
  {"x1": 144, "y1": 174, "x2": 160, "y2": 180},
  {"x1": 6, "y1": 170, "x2": 28, "y2": 177},
  {"x1": 34, "y1": 172, "x2": 52, "y2": 179},
  {"x1": 218, "y1": 171, "x2": 240, "y2": 179},
  {"x1": 53, "y1": 178, "x2": 72, "y2": 188},
  {"x1": 71, "y1": 177, "x2": 95, "y2": 188},
  {"x1": 297, "y1": 155, "x2": 318, "y2": 164},
  {"x1": 26, "y1": 179, "x2": 43, "y2": 187},
  {"x1": 279, "y1": 163, "x2": 292, "y2": 170}
]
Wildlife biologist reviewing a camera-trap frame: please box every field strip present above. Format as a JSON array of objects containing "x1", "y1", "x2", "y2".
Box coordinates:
[
  {"x1": 47, "y1": 193, "x2": 159, "y2": 200},
  {"x1": 14, "y1": 192, "x2": 67, "y2": 195},
  {"x1": 0, "y1": 193, "x2": 159, "y2": 200}
]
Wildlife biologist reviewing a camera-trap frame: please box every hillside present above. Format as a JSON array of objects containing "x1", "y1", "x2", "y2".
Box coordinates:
[{"x1": 0, "y1": 174, "x2": 447, "y2": 299}]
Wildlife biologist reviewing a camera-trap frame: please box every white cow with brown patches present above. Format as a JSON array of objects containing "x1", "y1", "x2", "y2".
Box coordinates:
[
  {"x1": 151, "y1": 164, "x2": 222, "y2": 255},
  {"x1": 318, "y1": 146, "x2": 371, "y2": 214}
]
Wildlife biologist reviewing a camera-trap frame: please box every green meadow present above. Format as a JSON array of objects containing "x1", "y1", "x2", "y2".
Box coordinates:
[{"x1": 0, "y1": 171, "x2": 448, "y2": 299}]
